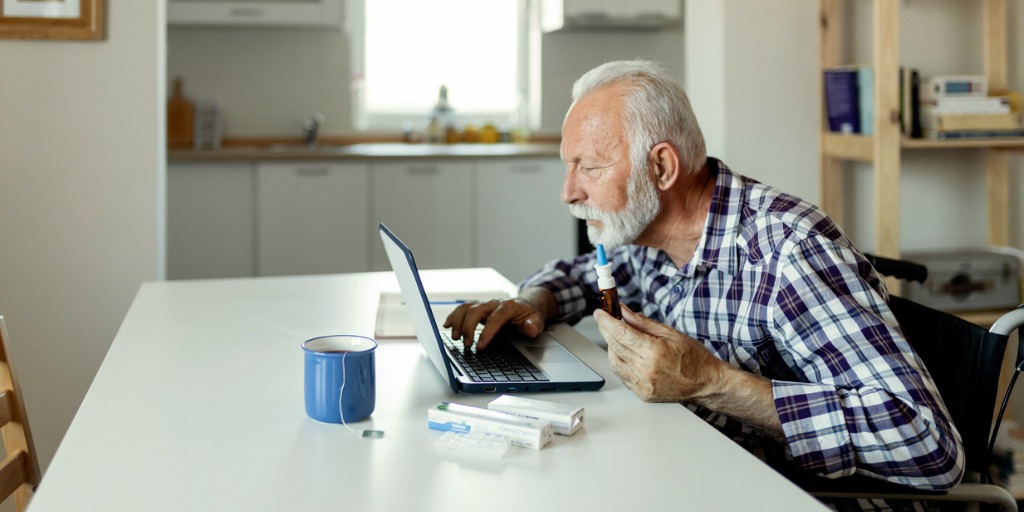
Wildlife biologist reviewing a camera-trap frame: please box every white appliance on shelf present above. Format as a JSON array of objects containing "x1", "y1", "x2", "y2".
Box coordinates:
[{"x1": 167, "y1": 0, "x2": 342, "y2": 28}]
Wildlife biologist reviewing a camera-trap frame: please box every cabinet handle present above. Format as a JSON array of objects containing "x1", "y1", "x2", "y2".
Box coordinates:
[
  {"x1": 295, "y1": 167, "x2": 330, "y2": 177},
  {"x1": 406, "y1": 166, "x2": 439, "y2": 175},
  {"x1": 229, "y1": 7, "x2": 265, "y2": 18},
  {"x1": 511, "y1": 164, "x2": 542, "y2": 173}
]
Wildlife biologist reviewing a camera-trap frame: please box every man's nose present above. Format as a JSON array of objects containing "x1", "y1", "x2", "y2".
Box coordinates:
[{"x1": 561, "y1": 168, "x2": 586, "y2": 205}]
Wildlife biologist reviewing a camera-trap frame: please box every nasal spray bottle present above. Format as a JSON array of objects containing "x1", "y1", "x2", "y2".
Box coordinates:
[{"x1": 595, "y1": 244, "x2": 622, "y2": 320}]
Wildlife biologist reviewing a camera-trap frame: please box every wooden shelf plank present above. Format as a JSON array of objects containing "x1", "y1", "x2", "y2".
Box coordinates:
[
  {"x1": 902, "y1": 137, "x2": 1024, "y2": 149},
  {"x1": 873, "y1": 0, "x2": 901, "y2": 261},
  {"x1": 827, "y1": 135, "x2": 1024, "y2": 154},
  {"x1": 822, "y1": 133, "x2": 874, "y2": 161}
]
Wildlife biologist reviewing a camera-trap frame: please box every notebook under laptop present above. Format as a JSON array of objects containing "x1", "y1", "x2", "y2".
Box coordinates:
[{"x1": 379, "y1": 223, "x2": 605, "y2": 394}]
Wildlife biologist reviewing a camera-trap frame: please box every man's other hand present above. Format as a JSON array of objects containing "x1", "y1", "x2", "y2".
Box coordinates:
[{"x1": 594, "y1": 304, "x2": 728, "y2": 402}]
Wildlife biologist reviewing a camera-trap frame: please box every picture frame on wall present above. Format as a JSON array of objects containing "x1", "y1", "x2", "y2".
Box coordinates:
[{"x1": 0, "y1": 0, "x2": 104, "y2": 40}]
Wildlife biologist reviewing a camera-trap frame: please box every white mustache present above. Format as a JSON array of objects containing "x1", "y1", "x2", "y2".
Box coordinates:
[{"x1": 568, "y1": 203, "x2": 607, "y2": 221}]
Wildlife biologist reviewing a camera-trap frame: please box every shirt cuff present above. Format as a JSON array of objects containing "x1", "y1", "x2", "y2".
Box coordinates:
[
  {"x1": 520, "y1": 269, "x2": 589, "y2": 324},
  {"x1": 773, "y1": 380, "x2": 856, "y2": 477}
]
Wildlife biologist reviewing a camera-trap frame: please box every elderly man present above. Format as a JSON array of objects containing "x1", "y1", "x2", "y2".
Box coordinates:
[{"x1": 444, "y1": 60, "x2": 962, "y2": 503}]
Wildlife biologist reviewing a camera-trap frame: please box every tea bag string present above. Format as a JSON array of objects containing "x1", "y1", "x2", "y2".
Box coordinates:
[
  {"x1": 338, "y1": 351, "x2": 363, "y2": 434},
  {"x1": 336, "y1": 348, "x2": 385, "y2": 439}
]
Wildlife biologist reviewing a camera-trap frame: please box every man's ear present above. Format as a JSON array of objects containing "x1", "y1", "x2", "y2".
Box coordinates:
[{"x1": 649, "y1": 142, "x2": 681, "y2": 191}]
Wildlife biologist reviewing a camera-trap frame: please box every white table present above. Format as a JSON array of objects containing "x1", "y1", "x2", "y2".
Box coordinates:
[{"x1": 29, "y1": 269, "x2": 826, "y2": 511}]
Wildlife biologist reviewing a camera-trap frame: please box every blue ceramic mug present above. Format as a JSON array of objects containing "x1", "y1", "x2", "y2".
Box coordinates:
[{"x1": 302, "y1": 335, "x2": 377, "y2": 424}]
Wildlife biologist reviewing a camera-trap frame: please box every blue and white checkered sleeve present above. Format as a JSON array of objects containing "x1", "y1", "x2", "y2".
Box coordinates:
[
  {"x1": 768, "y1": 236, "x2": 964, "y2": 490},
  {"x1": 518, "y1": 253, "x2": 597, "y2": 324},
  {"x1": 518, "y1": 248, "x2": 637, "y2": 324}
]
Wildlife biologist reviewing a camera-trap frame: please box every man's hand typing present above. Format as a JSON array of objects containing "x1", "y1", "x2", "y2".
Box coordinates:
[{"x1": 443, "y1": 287, "x2": 558, "y2": 350}]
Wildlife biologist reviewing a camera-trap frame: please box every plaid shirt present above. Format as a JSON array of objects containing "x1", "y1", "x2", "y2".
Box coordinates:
[{"x1": 522, "y1": 159, "x2": 963, "y2": 492}]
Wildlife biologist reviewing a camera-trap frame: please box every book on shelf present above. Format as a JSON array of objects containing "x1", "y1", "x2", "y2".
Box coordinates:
[
  {"x1": 857, "y1": 67, "x2": 874, "y2": 136},
  {"x1": 920, "y1": 95, "x2": 1012, "y2": 115},
  {"x1": 824, "y1": 68, "x2": 860, "y2": 134},
  {"x1": 920, "y1": 74, "x2": 988, "y2": 99},
  {"x1": 900, "y1": 67, "x2": 922, "y2": 138},
  {"x1": 920, "y1": 112, "x2": 1021, "y2": 131},
  {"x1": 922, "y1": 128, "x2": 1024, "y2": 140}
]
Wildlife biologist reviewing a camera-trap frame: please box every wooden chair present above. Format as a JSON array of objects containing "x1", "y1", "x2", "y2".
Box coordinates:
[{"x1": 0, "y1": 317, "x2": 40, "y2": 511}]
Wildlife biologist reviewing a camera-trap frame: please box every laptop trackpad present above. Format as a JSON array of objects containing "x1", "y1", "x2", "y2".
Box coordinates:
[{"x1": 521, "y1": 343, "x2": 576, "y2": 363}]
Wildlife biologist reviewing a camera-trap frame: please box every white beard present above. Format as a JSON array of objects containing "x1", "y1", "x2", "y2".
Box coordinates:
[{"x1": 568, "y1": 163, "x2": 661, "y2": 250}]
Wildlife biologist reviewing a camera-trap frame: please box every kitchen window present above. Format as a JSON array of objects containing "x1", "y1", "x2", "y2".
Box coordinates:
[{"x1": 348, "y1": 0, "x2": 532, "y2": 133}]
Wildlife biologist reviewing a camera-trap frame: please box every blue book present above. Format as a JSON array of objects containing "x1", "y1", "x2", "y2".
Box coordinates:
[
  {"x1": 824, "y1": 69, "x2": 860, "y2": 134},
  {"x1": 857, "y1": 67, "x2": 874, "y2": 136}
]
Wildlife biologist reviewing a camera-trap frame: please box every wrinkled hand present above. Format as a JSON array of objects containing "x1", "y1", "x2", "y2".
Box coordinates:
[
  {"x1": 594, "y1": 304, "x2": 728, "y2": 403},
  {"x1": 443, "y1": 298, "x2": 546, "y2": 350}
]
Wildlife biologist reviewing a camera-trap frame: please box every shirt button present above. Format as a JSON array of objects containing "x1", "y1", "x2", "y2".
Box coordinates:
[{"x1": 672, "y1": 285, "x2": 682, "y2": 294}]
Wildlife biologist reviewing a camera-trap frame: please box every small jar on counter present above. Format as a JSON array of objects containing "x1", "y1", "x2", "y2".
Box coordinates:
[{"x1": 479, "y1": 122, "x2": 499, "y2": 144}]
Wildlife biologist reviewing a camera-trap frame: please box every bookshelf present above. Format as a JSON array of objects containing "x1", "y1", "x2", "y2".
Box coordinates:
[
  {"x1": 818, "y1": 0, "x2": 1020, "y2": 293},
  {"x1": 820, "y1": 2, "x2": 1024, "y2": 499}
]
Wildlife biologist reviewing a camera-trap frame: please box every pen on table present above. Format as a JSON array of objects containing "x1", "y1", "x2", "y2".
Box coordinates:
[{"x1": 429, "y1": 300, "x2": 467, "y2": 305}]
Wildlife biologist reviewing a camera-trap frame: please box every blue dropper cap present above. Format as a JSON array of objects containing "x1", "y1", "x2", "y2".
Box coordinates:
[{"x1": 596, "y1": 244, "x2": 608, "y2": 266}]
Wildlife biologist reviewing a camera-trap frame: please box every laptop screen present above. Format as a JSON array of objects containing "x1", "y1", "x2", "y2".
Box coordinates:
[{"x1": 379, "y1": 223, "x2": 460, "y2": 393}]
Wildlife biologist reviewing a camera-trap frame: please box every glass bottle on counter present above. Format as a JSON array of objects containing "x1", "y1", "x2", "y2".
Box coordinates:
[{"x1": 427, "y1": 85, "x2": 456, "y2": 144}]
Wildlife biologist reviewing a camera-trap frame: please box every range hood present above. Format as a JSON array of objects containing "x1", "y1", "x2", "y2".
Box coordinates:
[{"x1": 540, "y1": 0, "x2": 682, "y2": 33}]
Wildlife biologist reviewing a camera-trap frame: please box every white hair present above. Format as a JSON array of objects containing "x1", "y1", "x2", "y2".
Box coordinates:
[{"x1": 570, "y1": 60, "x2": 707, "y2": 175}]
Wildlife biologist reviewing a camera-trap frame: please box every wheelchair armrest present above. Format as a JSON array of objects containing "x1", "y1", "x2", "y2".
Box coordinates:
[{"x1": 810, "y1": 483, "x2": 1016, "y2": 512}]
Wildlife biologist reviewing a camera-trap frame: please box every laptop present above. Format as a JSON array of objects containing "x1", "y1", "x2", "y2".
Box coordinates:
[{"x1": 379, "y1": 223, "x2": 605, "y2": 394}]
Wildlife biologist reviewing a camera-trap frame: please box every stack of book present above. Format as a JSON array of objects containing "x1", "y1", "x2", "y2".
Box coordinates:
[{"x1": 918, "y1": 75, "x2": 1023, "y2": 140}]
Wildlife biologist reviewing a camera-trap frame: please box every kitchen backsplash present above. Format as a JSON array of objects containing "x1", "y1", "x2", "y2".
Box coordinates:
[{"x1": 166, "y1": 24, "x2": 685, "y2": 139}]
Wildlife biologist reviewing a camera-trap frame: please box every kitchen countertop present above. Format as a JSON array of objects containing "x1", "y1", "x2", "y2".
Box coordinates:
[{"x1": 168, "y1": 142, "x2": 562, "y2": 162}]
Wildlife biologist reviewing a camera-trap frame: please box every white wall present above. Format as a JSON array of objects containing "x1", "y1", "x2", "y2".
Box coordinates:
[
  {"x1": 537, "y1": 28, "x2": 687, "y2": 134},
  {"x1": 685, "y1": 0, "x2": 819, "y2": 203},
  {"x1": 0, "y1": 0, "x2": 165, "y2": 473}
]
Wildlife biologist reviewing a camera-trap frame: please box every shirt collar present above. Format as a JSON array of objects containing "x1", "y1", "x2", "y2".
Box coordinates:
[{"x1": 679, "y1": 158, "x2": 743, "y2": 277}]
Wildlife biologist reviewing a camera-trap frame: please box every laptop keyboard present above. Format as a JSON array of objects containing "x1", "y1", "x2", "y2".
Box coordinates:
[{"x1": 440, "y1": 331, "x2": 550, "y2": 383}]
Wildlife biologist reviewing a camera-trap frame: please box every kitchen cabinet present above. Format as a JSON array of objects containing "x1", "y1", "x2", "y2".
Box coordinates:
[
  {"x1": 477, "y1": 158, "x2": 575, "y2": 282},
  {"x1": 167, "y1": 163, "x2": 256, "y2": 279},
  {"x1": 370, "y1": 160, "x2": 475, "y2": 271},
  {"x1": 256, "y1": 162, "x2": 371, "y2": 276},
  {"x1": 167, "y1": 154, "x2": 575, "y2": 281},
  {"x1": 167, "y1": 0, "x2": 342, "y2": 28}
]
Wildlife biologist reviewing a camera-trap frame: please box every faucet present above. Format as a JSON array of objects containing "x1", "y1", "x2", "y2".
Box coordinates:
[{"x1": 302, "y1": 113, "x2": 325, "y2": 147}]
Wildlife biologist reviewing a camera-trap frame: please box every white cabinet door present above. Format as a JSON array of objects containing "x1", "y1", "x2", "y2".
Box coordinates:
[
  {"x1": 370, "y1": 160, "x2": 474, "y2": 271},
  {"x1": 257, "y1": 162, "x2": 371, "y2": 276},
  {"x1": 167, "y1": 163, "x2": 256, "y2": 279},
  {"x1": 477, "y1": 158, "x2": 575, "y2": 283}
]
